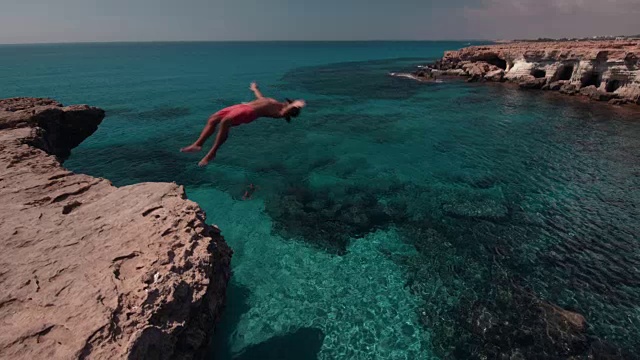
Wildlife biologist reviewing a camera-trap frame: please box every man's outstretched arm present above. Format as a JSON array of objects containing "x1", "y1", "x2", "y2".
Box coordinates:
[
  {"x1": 279, "y1": 99, "x2": 306, "y2": 117},
  {"x1": 250, "y1": 82, "x2": 264, "y2": 99}
]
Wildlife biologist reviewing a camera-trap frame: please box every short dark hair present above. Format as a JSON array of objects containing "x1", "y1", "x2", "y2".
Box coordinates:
[{"x1": 285, "y1": 98, "x2": 302, "y2": 123}]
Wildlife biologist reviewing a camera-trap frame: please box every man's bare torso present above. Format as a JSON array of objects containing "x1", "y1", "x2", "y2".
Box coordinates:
[{"x1": 247, "y1": 98, "x2": 285, "y2": 118}]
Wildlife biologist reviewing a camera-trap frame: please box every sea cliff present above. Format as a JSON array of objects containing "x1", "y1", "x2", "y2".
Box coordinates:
[
  {"x1": 417, "y1": 40, "x2": 640, "y2": 106},
  {"x1": 0, "y1": 98, "x2": 232, "y2": 359}
]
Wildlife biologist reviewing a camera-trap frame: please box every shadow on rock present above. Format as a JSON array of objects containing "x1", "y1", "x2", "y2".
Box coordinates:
[
  {"x1": 232, "y1": 327, "x2": 325, "y2": 360},
  {"x1": 209, "y1": 282, "x2": 252, "y2": 360},
  {"x1": 70, "y1": 141, "x2": 198, "y2": 187}
]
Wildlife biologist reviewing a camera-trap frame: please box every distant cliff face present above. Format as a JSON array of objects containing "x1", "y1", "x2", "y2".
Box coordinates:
[
  {"x1": 0, "y1": 98, "x2": 232, "y2": 359},
  {"x1": 428, "y1": 40, "x2": 640, "y2": 106}
]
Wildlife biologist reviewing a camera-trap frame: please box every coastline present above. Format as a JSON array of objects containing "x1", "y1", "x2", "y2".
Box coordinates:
[
  {"x1": 0, "y1": 98, "x2": 232, "y2": 359},
  {"x1": 404, "y1": 40, "x2": 640, "y2": 107},
  {"x1": 2, "y1": 41, "x2": 639, "y2": 359}
]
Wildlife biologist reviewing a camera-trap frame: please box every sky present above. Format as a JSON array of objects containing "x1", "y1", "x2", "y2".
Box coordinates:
[{"x1": 1, "y1": 0, "x2": 639, "y2": 44}]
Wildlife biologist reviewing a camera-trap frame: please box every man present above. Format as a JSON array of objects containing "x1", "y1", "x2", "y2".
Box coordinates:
[{"x1": 181, "y1": 82, "x2": 306, "y2": 167}]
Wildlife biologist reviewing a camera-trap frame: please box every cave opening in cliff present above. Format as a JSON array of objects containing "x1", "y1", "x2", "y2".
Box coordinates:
[
  {"x1": 605, "y1": 79, "x2": 622, "y2": 93},
  {"x1": 557, "y1": 64, "x2": 574, "y2": 81},
  {"x1": 581, "y1": 72, "x2": 602, "y2": 88},
  {"x1": 485, "y1": 56, "x2": 507, "y2": 70},
  {"x1": 531, "y1": 69, "x2": 546, "y2": 79}
]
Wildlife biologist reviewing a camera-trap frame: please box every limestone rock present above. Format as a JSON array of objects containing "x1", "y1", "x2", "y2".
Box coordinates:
[
  {"x1": 0, "y1": 98, "x2": 232, "y2": 359},
  {"x1": 439, "y1": 69, "x2": 466, "y2": 76},
  {"x1": 548, "y1": 80, "x2": 567, "y2": 91},
  {"x1": 560, "y1": 83, "x2": 580, "y2": 95},
  {"x1": 485, "y1": 69, "x2": 505, "y2": 82},
  {"x1": 467, "y1": 74, "x2": 483, "y2": 83},
  {"x1": 424, "y1": 40, "x2": 640, "y2": 106},
  {"x1": 579, "y1": 85, "x2": 618, "y2": 101},
  {"x1": 519, "y1": 77, "x2": 548, "y2": 89},
  {"x1": 609, "y1": 98, "x2": 629, "y2": 106},
  {"x1": 462, "y1": 61, "x2": 497, "y2": 79}
]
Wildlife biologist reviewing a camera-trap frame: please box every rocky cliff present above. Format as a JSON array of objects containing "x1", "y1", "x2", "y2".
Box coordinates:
[
  {"x1": 0, "y1": 98, "x2": 232, "y2": 359},
  {"x1": 420, "y1": 40, "x2": 640, "y2": 106}
]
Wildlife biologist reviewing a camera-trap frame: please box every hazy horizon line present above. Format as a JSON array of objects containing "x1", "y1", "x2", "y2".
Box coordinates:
[
  {"x1": 5, "y1": 34, "x2": 638, "y2": 46},
  {"x1": 0, "y1": 39, "x2": 497, "y2": 46}
]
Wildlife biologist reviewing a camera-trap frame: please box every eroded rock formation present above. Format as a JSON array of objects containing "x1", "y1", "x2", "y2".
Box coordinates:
[
  {"x1": 0, "y1": 98, "x2": 232, "y2": 359},
  {"x1": 423, "y1": 40, "x2": 640, "y2": 106}
]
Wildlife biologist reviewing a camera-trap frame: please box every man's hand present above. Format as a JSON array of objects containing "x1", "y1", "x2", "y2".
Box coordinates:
[
  {"x1": 291, "y1": 99, "x2": 306, "y2": 108},
  {"x1": 250, "y1": 82, "x2": 263, "y2": 99}
]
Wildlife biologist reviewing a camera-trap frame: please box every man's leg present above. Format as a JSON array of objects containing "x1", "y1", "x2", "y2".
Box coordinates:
[
  {"x1": 199, "y1": 118, "x2": 232, "y2": 167},
  {"x1": 181, "y1": 114, "x2": 221, "y2": 153}
]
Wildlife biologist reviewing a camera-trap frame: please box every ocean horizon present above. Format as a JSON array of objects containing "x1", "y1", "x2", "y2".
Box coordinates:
[
  {"x1": 2, "y1": 41, "x2": 639, "y2": 359},
  {"x1": 0, "y1": 39, "x2": 491, "y2": 46}
]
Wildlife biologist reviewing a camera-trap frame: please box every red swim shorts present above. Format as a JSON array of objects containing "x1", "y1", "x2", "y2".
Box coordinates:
[{"x1": 214, "y1": 104, "x2": 259, "y2": 126}]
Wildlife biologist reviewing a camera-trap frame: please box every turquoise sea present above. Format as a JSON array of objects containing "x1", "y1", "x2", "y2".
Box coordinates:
[{"x1": 1, "y1": 42, "x2": 640, "y2": 359}]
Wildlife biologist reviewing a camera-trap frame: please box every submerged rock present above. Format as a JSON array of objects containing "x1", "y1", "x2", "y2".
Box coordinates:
[
  {"x1": 442, "y1": 199, "x2": 508, "y2": 221},
  {"x1": 462, "y1": 290, "x2": 590, "y2": 359},
  {"x1": 232, "y1": 327, "x2": 325, "y2": 360},
  {"x1": 427, "y1": 278, "x2": 634, "y2": 360},
  {"x1": 266, "y1": 185, "x2": 392, "y2": 254},
  {"x1": 0, "y1": 98, "x2": 232, "y2": 359}
]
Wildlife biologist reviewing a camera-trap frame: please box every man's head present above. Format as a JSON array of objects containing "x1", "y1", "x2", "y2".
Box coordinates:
[{"x1": 284, "y1": 98, "x2": 303, "y2": 123}]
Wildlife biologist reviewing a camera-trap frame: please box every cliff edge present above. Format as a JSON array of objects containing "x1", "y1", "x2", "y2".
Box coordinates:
[
  {"x1": 418, "y1": 40, "x2": 640, "y2": 106},
  {"x1": 0, "y1": 98, "x2": 232, "y2": 359}
]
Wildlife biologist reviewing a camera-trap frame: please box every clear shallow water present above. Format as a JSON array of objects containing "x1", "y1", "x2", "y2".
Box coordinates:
[{"x1": 2, "y1": 42, "x2": 640, "y2": 359}]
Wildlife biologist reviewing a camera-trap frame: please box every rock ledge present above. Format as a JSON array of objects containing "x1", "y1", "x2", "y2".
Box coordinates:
[
  {"x1": 416, "y1": 40, "x2": 640, "y2": 106},
  {"x1": 0, "y1": 98, "x2": 232, "y2": 359}
]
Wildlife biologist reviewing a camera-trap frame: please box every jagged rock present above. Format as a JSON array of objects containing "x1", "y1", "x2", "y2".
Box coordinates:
[
  {"x1": 609, "y1": 98, "x2": 629, "y2": 105},
  {"x1": 0, "y1": 98, "x2": 232, "y2": 359},
  {"x1": 519, "y1": 77, "x2": 548, "y2": 89},
  {"x1": 548, "y1": 80, "x2": 567, "y2": 91},
  {"x1": 441, "y1": 69, "x2": 466, "y2": 76},
  {"x1": 485, "y1": 69, "x2": 505, "y2": 82},
  {"x1": 560, "y1": 83, "x2": 581, "y2": 95},
  {"x1": 467, "y1": 74, "x2": 482, "y2": 83},
  {"x1": 579, "y1": 85, "x2": 619, "y2": 101},
  {"x1": 462, "y1": 61, "x2": 493, "y2": 78},
  {"x1": 424, "y1": 40, "x2": 640, "y2": 106}
]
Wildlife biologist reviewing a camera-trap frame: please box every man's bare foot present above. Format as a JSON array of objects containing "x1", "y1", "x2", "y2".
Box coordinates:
[
  {"x1": 198, "y1": 154, "x2": 215, "y2": 167},
  {"x1": 180, "y1": 145, "x2": 202, "y2": 153}
]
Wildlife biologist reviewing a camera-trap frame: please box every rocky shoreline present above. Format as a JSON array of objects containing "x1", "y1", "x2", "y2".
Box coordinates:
[
  {"x1": 0, "y1": 98, "x2": 232, "y2": 359},
  {"x1": 413, "y1": 40, "x2": 640, "y2": 106}
]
